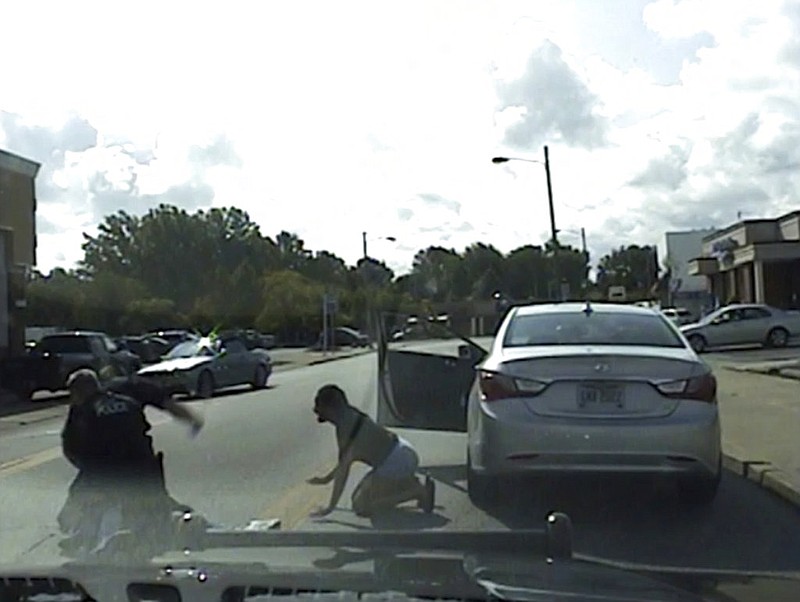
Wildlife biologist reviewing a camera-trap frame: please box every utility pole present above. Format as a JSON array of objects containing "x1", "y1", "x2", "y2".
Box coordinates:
[
  {"x1": 544, "y1": 145, "x2": 557, "y2": 245},
  {"x1": 362, "y1": 231, "x2": 368, "y2": 259}
]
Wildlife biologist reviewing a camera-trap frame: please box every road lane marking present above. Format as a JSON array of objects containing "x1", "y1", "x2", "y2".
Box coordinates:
[
  {"x1": 0, "y1": 415, "x2": 174, "y2": 479},
  {"x1": 0, "y1": 446, "x2": 62, "y2": 478},
  {"x1": 257, "y1": 461, "x2": 335, "y2": 529},
  {"x1": 259, "y1": 481, "x2": 330, "y2": 530}
]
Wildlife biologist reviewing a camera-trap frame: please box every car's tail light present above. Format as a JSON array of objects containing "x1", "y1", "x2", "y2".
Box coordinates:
[
  {"x1": 478, "y1": 370, "x2": 548, "y2": 402},
  {"x1": 655, "y1": 373, "x2": 717, "y2": 403}
]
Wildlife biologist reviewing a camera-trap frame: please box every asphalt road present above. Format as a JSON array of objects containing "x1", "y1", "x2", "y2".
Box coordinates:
[{"x1": 1, "y1": 340, "x2": 799, "y2": 573}]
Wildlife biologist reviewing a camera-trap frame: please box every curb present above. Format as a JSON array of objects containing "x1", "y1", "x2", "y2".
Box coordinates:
[
  {"x1": 307, "y1": 349, "x2": 374, "y2": 366},
  {"x1": 722, "y1": 364, "x2": 800, "y2": 382},
  {"x1": 722, "y1": 449, "x2": 800, "y2": 508}
]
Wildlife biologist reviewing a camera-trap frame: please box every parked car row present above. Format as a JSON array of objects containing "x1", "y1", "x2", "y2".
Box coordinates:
[{"x1": 14, "y1": 327, "x2": 276, "y2": 401}]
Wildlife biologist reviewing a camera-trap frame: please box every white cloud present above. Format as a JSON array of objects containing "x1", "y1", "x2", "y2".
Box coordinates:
[{"x1": 0, "y1": 0, "x2": 798, "y2": 275}]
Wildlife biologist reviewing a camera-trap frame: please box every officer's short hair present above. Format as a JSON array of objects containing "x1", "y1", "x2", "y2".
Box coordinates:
[{"x1": 66, "y1": 368, "x2": 101, "y2": 392}]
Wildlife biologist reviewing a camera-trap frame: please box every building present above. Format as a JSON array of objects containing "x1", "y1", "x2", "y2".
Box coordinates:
[
  {"x1": 688, "y1": 210, "x2": 800, "y2": 310},
  {"x1": 0, "y1": 149, "x2": 40, "y2": 356},
  {"x1": 664, "y1": 229, "x2": 717, "y2": 317}
]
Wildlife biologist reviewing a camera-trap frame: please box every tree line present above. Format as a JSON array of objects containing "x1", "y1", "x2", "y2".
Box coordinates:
[{"x1": 26, "y1": 204, "x2": 661, "y2": 342}]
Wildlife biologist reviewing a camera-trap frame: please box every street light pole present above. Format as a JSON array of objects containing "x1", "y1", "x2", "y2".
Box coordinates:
[
  {"x1": 492, "y1": 146, "x2": 558, "y2": 245},
  {"x1": 362, "y1": 231, "x2": 368, "y2": 259},
  {"x1": 544, "y1": 145, "x2": 557, "y2": 245}
]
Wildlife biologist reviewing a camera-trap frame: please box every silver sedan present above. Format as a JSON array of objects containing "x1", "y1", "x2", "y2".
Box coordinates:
[
  {"x1": 680, "y1": 303, "x2": 800, "y2": 352},
  {"x1": 377, "y1": 302, "x2": 721, "y2": 507}
]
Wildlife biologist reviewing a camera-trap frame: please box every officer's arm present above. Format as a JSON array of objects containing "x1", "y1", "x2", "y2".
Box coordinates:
[
  {"x1": 61, "y1": 411, "x2": 88, "y2": 469},
  {"x1": 162, "y1": 398, "x2": 204, "y2": 432}
]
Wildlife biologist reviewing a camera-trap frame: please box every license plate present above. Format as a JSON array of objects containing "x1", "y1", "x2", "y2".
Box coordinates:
[{"x1": 578, "y1": 384, "x2": 624, "y2": 408}]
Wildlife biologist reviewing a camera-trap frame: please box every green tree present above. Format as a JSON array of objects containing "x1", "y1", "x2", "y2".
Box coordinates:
[
  {"x1": 26, "y1": 269, "x2": 87, "y2": 328},
  {"x1": 504, "y1": 245, "x2": 548, "y2": 300},
  {"x1": 597, "y1": 245, "x2": 659, "y2": 295},
  {"x1": 81, "y1": 204, "x2": 279, "y2": 316},
  {"x1": 275, "y1": 231, "x2": 312, "y2": 271},
  {"x1": 409, "y1": 247, "x2": 463, "y2": 301},
  {"x1": 461, "y1": 243, "x2": 505, "y2": 300},
  {"x1": 255, "y1": 271, "x2": 323, "y2": 343},
  {"x1": 545, "y1": 241, "x2": 590, "y2": 299},
  {"x1": 301, "y1": 251, "x2": 349, "y2": 287},
  {"x1": 123, "y1": 298, "x2": 181, "y2": 333}
]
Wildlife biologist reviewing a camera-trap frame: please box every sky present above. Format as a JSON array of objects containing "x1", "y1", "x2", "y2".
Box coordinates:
[{"x1": 1, "y1": 0, "x2": 799, "y2": 276}]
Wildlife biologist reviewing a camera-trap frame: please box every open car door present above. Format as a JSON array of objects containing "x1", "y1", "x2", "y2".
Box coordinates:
[{"x1": 376, "y1": 313, "x2": 488, "y2": 432}]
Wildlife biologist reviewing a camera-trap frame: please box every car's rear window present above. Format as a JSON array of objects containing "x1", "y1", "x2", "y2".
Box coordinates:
[
  {"x1": 504, "y1": 312, "x2": 685, "y2": 348},
  {"x1": 39, "y1": 336, "x2": 92, "y2": 354}
]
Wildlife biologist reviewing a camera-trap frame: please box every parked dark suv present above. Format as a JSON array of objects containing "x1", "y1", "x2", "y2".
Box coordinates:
[
  {"x1": 313, "y1": 326, "x2": 371, "y2": 349},
  {"x1": 31, "y1": 331, "x2": 142, "y2": 392}
]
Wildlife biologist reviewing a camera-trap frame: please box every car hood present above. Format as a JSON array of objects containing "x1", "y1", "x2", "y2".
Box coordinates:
[
  {"x1": 4, "y1": 549, "x2": 799, "y2": 602},
  {"x1": 138, "y1": 356, "x2": 212, "y2": 374}
]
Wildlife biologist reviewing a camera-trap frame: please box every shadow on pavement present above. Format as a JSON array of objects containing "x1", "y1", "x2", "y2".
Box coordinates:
[
  {"x1": 369, "y1": 507, "x2": 450, "y2": 530},
  {"x1": 477, "y1": 470, "x2": 800, "y2": 571},
  {"x1": 315, "y1": 508, "x2": 450, "y2": 531}
]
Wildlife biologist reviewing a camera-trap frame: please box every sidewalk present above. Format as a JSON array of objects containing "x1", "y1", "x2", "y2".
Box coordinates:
[
  {"x1": 270, "y1": 347, "x2": 373, "y2": 372},
  {"x1": 708, "y1": 357, "x2": 800, "y2": 506},
  {"x1": 723, "y1": 357, "x2": 800, "y2": 381}
]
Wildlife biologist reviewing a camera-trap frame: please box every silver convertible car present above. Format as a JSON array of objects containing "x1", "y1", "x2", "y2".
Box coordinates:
[
  {"x1": 137, "y1": 335, "x2": 272, "y2": 398},
  {"x1": 377, "y1": 303, "x2": 721, "y2": 506}
]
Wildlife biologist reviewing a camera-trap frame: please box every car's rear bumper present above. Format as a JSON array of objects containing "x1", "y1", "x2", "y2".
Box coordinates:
[{"x1": 469, "y1": 398, "x2": 721, "y2": 480}]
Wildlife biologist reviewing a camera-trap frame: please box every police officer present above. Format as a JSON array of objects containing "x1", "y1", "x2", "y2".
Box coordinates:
[{"x1": 58, "y1": 368, "x2": 204, "y2": 557}]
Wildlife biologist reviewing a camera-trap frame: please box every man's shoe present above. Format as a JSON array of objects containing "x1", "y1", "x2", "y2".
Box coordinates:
[{"x1": 420, "y1": 476, "x2": 435, "y2": 513}]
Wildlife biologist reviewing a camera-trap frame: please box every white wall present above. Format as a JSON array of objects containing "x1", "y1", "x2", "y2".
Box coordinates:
[
  {"x1": 665, "y1": 229, "x2": 717, "y2": 294},
  {"x1": 0, "y1": 234, "x2": 7, "y2": 350}
]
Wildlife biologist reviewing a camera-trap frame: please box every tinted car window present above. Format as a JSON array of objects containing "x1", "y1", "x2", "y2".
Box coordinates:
[
  {"x1": 223, "y1": 340, "x2": 247, "y2": 353},
  {"x1": 39, "y1": 336, "x2": 92, "y2": 354},
  {"x1": 504, "y1": 312, "x2": 685, "y2": 348},
  {"x1": 742, "y1": 307, "x2": 771, "y2": 319}
]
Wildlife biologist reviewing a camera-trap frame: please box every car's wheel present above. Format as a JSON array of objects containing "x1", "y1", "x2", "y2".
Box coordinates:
[
  {"x1": 196, "y1": 371, "x2": 215, "y2": 399},
  {"x1": 252, "y1": 364, "x2": 269, "y2": 389},
  {"x1": 688, "y1": 334, "x2": 707, "y2": 353},
  {"x1": 467, "y1": 452, "x2": 497, "y2": 507},
  {"x1": 766, "y1": 327, "x2": 789, "y2": 348}
]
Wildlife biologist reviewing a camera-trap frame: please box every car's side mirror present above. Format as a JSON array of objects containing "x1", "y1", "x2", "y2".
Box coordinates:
[{"x1": 458, "y1": 344, "x2": 483, "y2": 363}]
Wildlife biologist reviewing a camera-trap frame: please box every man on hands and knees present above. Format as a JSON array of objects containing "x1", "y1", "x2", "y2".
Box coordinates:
[{"x1": 307, "y1": 384, "x2": 435, "y2": 518}]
